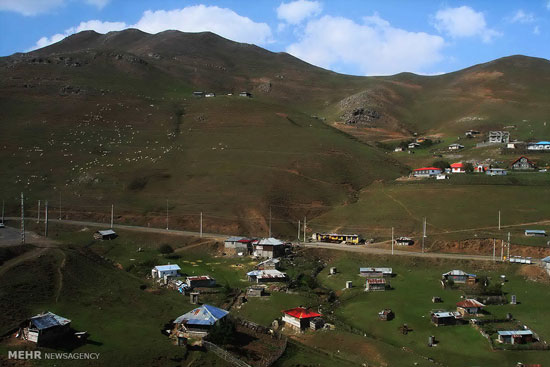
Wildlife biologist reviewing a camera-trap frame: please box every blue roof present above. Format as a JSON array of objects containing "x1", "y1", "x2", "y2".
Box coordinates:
[
  {"x1": 533, "y1": 141, "x2": 550, "y2": 145},
  {"x1": 30, "y1": 312, "x2": 71, "y2": 330},
  {"x1": 542, "y1": 256, "x2": 550, "y2": 263},
  {"x1": 525, "y1": 230, "x2": 546, "y2": 234},
  {"x1": 498, "y1": 330, "x2": 532, "y2": 336},
  {"x1": 174, "y1": 304, "x2": 228, "y2": 326},
  {"x1": 155, "y1": 264, "x2": 181, "y2": 272}
]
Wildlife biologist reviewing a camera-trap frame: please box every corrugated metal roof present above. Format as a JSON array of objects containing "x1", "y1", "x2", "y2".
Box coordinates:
[
  {"x1": 542, "y1": 256, "x2": 550, "y2": 263},
  {"x1": 258, "y1": 237, "x2": 284, "y2": 246},
  {"x1": 225, "y1": 236, "x2": 245, "y2": 242},
  {"x1": 97, "y1": 229, "x2": 116, "y2": 236},
  {"x1": 360, "y1": 267, "x2": 392, "y2": 274},
  {"x1": 174, "y1": 304, "x2": 228, "y2": 326},
  {"x1": 442, "y1": 270, "x2": 475, "y2": 277},
  {"x1": 433, "y1": 311, "x2": 460, "y2": 318},
  {"x1": 456, "y1": 299, "x2": 485, "y2": 308},
  {"x1": 498, "y1": 330, "x2": 532, "y2": 336},
  {"x1": 187, "y1": 275, "x2": 213, "y2": 281},
  {"x1": 30, "y1": 312, "x2": 71, "y2": 330},
  {"x1": 283, "y1": 307, "x2": 321, "y2": 319},
  {"x1": 247, "y1": 269, "x2": 287, "y2": 279},
  {"x1": 525, "y1": 229, "x2": 546, "y2": 234},
  {"x1": 155, "y1": 264, "x2": 181, "y2": 272}
]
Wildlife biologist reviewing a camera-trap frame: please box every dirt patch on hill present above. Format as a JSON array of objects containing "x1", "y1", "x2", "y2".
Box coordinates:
[
  {"x1": 429, "y1": 238, "x2": 550, "y2": 258},
  {"x1": 517, "y1": 265, "x2": 550, "y2": 283}
]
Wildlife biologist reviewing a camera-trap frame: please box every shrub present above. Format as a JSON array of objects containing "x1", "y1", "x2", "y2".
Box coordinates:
[{"x1": 158, "y1": 244, "x2": 174, "y2": 254}]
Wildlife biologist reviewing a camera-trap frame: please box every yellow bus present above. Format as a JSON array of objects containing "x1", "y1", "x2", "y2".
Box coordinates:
[{"x1": 312, "y1": 233, "x2": 360, "y2": 244}]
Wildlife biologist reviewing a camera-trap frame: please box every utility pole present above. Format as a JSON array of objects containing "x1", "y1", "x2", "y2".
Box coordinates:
[
  {"x1": 59, "y1": 192, "x2": 62, "y2": 220},
  {"x1": 200, "y1": 212, "x2": 203, "y2": 238},
  {"x1": 498, "y1": 210, "x2": 501, "y2": 230},
  {"x1": 501, "y1": 240, "x2": 504, "y2": 261},
  {"x1": 422, "y1": 217, "x2": 426, "y2": 254},
  {"x1": 297, "y1": 220, "x2": 301, "y2": 241},
  {"x1": 391, "y1": 226, "x2": 394, "y2": 255},
  {"x1": 45, "y1": 201, "x2": 48, "y2": 237},
  {"x1": 20, "y1": 193, "x2": 25, "y2": 245},
  {"x1": 493, "y1": 238, "x2": 496, "y2": 262},
  {"x1": 268, "y1": 206, "x2": 272, "y2": 237},
  {"x1": 166, "y1": 200, "x2": 169, "y2": 230},
  {"x1": 1, "y1": 200, "x2": 4, "y2": 225},
  {"x1": 507, "y1": 232, "x2": 511, "y2": 260},
  {"x1": 110, "y1": 204, "x2": 114, "y2": 229},
  {"x1": 37, "y1": 200, "x2": 41, "y2": 223},
  {"x1": 303, "y1": 216, "x2": 307, "y2": 242}
]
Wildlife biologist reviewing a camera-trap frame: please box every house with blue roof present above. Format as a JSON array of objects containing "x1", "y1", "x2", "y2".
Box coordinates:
[
  {"x1": 527, "y1": 141, "x2": 550, "y2": 151},
  {"x1": 152, "y1": 264, "x2": 181, "y2": 279},
  {"x1": 22, "y1": 312, "x2": 71, "y2": 345},
  {"x1": 173, "y1": 304, "x2": 229, "y2": 335}
]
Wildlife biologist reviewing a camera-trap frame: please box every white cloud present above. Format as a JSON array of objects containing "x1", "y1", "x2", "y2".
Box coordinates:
[
  {"x1": 286, "y1": 14, "x2": 445, "y2": 76},
  {"x1": 31, "y1": 20, "x2": 127, "y2": 49},
  {"x1": 547, "y1": 0, "x2": 550, "y2": 10},
  {"x1": 29, "y1": 5, "x2": 272, "y2": 50},
  {"x1": 133, "y1": 5, "x2": 272, "y2": 45},
  {"x1": 276, "y1": 0, "x2": 322, "y2": 25},
  {"x1": 534, "y1": 26, "x2": 541, "y2": 35},
  {"x1": 0, "y1": 0, "x2": 63, "y2": 16},
  {"x1": 508, "y1": 10, "x2": 535, "y2": 24},
  {"x1": 433, "y1": 6, "x2": 500, "y2": 43},
  {"x1": 0, "y1": 0, "x2": 109, "y2": 15}
]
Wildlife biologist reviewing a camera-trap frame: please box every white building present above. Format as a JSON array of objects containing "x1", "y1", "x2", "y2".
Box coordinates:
[
  {"x1": 413, "y1": 167, "x2": 442, "y2": 177},
  {"x1": 527, "y1": 141, "x2": 550, "y2": 150},
  {"x1": 152, "y1": 264, "x2": 181, "y2": 279}
]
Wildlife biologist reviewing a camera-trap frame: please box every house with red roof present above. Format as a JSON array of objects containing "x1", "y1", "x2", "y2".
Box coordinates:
[
  {"x1": 413, "y1": 167, "x2": 442, "y2": 178},
  {"x1": 456, "y1": 299, "x2": 485, "y2": 316},
  {"x1": 450, "y1": 163, "x2": 466, "y2": 173},
  {"x1": 282, "y1": 307, "x2": 322, "y2": 331}
]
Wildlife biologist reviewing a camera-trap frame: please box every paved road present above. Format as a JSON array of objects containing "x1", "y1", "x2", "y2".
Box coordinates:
[{"x1": 4, "y1": 217, "x2": 538, "y2": 263}]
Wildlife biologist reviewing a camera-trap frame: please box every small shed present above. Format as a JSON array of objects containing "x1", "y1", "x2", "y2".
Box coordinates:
[
  {"x1": 246, "y1": 286, "x2": 266, "y2": 297},
  {"x1": 431, "y1": 311, "x2": 461, "y2": 326},
  {"x1": 257, "y1": 258, "x2": 280, "y2": 270},
  {"x1": 186, "y1": 275, "x2": 216, "y2": 288},
  {"x1": 310, "y1": 317, "x2": 325, "y2": 330},
  {"x1": 253, "y1": 238, "x2": 285, "y2": 258},
  {"x1": 239, "y1": 91, "x2": 252, "y2": 97},
  {"x1": 93, "y1": 229, "x2": 117, "y2": 240},
  {"x1": 396, "y1": 237, "x2": 414, "y2": 246},
  {"x1": 365, "y1": 278, "x2": 387, "y2": 291},
  {"x1": 378, "y1": 309, "x2": 394, "y2": 321},
  {"x1": 541, "y1": 256, "x2": 550, "y2": 270},
  {"x1": 21, "y1": 312, "x2": 71, "y2": 345},
  {"x1": 360, "y1": 267, "x2": 393, "y2": 277},
  {"x1": 486, "y1": 168, "x2": 507, "y2": 176},
  {"x1": 442, "y1": 270, "x2": 476, "y2": 284},
  {"x1": 247, "y1": 269, "x2": 287, "y2": 283}
]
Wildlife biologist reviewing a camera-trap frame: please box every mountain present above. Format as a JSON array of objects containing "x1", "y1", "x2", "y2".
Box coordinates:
[{"x1": 1, "y1": 29, "x2": 549, "y2": 235}]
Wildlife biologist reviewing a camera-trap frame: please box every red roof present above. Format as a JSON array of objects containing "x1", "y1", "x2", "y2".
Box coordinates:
[
  {"x1": 456, "y1": 299, "x2": 485, "y2": 308},
  {"x1": 451, "y1": 163, "x2": 464, "y2": 168},
  {"x1": 413, "y1": 167, "x2": 441, "y2": 171},
  {"x1": 366, "y1": 278, "x2": 386, "y2": 284},
  {"x1": 283, "y1": 307, "x2": 321, "y2": 319}
]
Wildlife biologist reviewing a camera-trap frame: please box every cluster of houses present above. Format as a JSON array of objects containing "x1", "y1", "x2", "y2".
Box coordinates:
[
  {"x1": 413, "y1": 155, "x2": 542, "y2": 178},
  {"x1": 224, "y1": 236, "x2": 287, "y2": 258},
  {"x1": 192, "y1": 91, "x2": 252, "y2": 98}
]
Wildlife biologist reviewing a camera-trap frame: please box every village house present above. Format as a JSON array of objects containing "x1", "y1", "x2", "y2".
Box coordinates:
[
  {"x1": 527, "y1": 141, "x2": 550, "y2": 151},
  {"x1": 408, "y1": 142, "x2": 420, "y2": 149},
  {"x1": 257, "y1": 258, "x2": 280, "y2": 270},
  {"x1": 93, "y1": 229, "x2": 117, "y2": 240},
  {"x1": 192, "y1": 91, "x2": 204, "y2": 98},
  {"x1": 173, "y1": 304, "x2": 228, "y2": 336},
  {"x1": 448, "y1": 143, "x2": 464, "y2": 151},
  {"x1": 378, "y1": 309, "x2": 394, "y2": 321},
  {"x1": 360, "y1": 267, "x2": 393, "y2": 277},
  {"x1": 465, "y1": 130, "x2": 480, "y2": 137},
  {"x1": 436, "y1": 173, "x2": 448, "y2": 180},
  {"x1": 541, "y1": 256, "x2": 550, "y2": 271},
  {"x1": 486, "y1": 168, "x2": 507, "y2": 176},
  {"x1": 151, "y1": 264, "x2": 181, "y2": 279},
  {"x1": 497, "y1": 330, "x2": 534, "y2": 344},
  {"x1": 247, "y1": 269, "x2": 287, "y2": 283},
  {"x1": 442, "y1": 270, "x2": 476, "y2": 284},
  {"x1": 20, "y1": 312, "x2": 71, "y2": 345},
  {"x1": 394, "y1": 146, "x2": 404, "y2": 152},
  {"x1": 224, "y1": 236, "x2": 253, "y2": 255},
  {"x1": 396, "y1": 237, "x2": 414, "y2": 246},
  {"x1": 489, "y1": 131, "x2": 510, "y2": 144},
  {"x1": 253, "y1": 237, "x2": 285, "y2": 258},
  {"x1": 413, "y1": 167, "x2": 442, "y2": 178},
  {"x1": 365, "y1": 278, "x2": 387, "y2": 291},
  {"x1": 239, "y1": 91, "x2": 252, "y2": 97},
  {"x1": 205, "y1": 92, "x2": 216, "y2": 98},
  {"x1": 282, "y1": 307, "x2": 322, "y2": 331},
  {"x1": 450, "y1": 163, "x2": 466, "y2": 173},
  {"x1": 456, "y1": 299, "x2": 485, "y2": 316},
  {"x1": 474, "y1": 164, "x2": 489, "y2": 173},
  {"x1": 525, "y1": 229, "x2": 547, "y2": 237},
  {"x1": 186, "y1": 275, "x2": 216, "y2": 288},
  {"x1": 510, "y1": 156, "x2": 536, "y2": 170},
  {"x1": 431, "y1": 311, "x2": 462, "y2": 326}
]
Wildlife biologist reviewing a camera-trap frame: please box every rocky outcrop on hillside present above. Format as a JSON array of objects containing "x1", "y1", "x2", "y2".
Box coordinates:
[{"x1": 338, "y1": 90, "x2": 383, "y2": 125}]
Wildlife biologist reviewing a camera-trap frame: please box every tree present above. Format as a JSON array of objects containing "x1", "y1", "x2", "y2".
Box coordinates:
[
  {"x1": 463, "y1": 162, "x2": 474, "y2": 173},
  {"x1": 207, "y1": 319, "x2": 236, "y2": 346},
  {"x1": 432, "y1": 160, "x2": 450, "y2": 171},
  {"x1": 158, "y1": 244, "x2": 174, "y2": 254}
]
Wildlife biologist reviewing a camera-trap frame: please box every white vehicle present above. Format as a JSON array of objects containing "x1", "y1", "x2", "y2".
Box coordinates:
[{"x1": 0, "y1": 223, "x2": 5, "y2": 228}]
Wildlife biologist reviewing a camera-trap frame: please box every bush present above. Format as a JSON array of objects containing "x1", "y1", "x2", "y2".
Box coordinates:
[
  {"x1": 158, "y1": 244, "x2": 174, "y2": 254},
  {"x1": 432, "y1": 160, "x2": 451, "y2": 170},
  {"x1": 207, "y1": 319, "x2": 236, "y2": 346}
]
